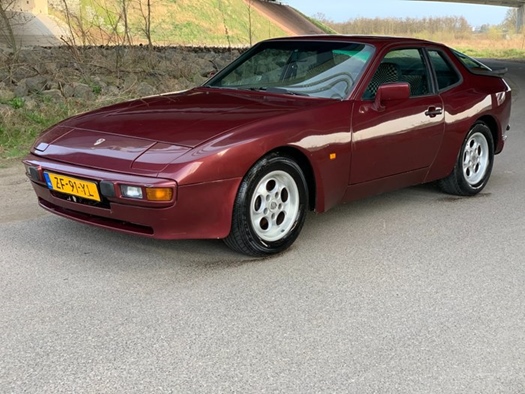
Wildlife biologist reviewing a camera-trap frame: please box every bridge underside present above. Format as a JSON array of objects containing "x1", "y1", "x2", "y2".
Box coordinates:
[
  {"x1": 418, "y1": 0, "x2": 524, "y2": 6},
  {"x1": 417, "y1": 0, "x2": 525, "y2": 31}
]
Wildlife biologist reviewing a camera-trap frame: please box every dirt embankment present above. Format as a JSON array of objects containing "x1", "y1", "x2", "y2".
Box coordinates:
[{"x1": 250, "y1": 0, "x2": 325, "y2": 36}]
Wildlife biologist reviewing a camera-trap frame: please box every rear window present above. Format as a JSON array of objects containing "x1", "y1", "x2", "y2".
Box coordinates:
[
  {"x1": 452, "y1": 50, "x2": 491, "y2": 71},
  {"x1": 428, "y1": 50, "x2": 461, "y2": 91}
]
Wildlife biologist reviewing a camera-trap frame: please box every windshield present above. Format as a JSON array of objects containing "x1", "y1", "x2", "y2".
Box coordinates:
[{"x1": 206, "y1": 40, "x2": 374, "y2": 99}]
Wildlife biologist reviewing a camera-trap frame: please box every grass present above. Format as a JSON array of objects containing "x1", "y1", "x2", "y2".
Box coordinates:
[
  {"x1": 446, "y1": 37, "x2": 525, "y2": 59},
  {"x1": 457, "y1": 47, "x2": 525, "y2": 59},
  {"x1": 0, "y1": 99, "x2": 64, "y2": 159},
  {"x1": 0, "y1": 96, "x2": 123, "y2": 159},
  {"x1": 408, "y1": 34, "x2": 525, "y2": 59},
  {"x1": 305, "y1": 16, "x2": 338, "y2": 35},
  {"x1": 52, "y1": 0, "x2": 289, "y2": 46}
]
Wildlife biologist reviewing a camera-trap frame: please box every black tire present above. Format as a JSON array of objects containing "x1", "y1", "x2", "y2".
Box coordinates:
[
  {"x1": 224, "y1": 153, "x2": 308, "y2": 257},
  {"x1": 438, "y1": 122, "x2": 494, "y2": 196}
]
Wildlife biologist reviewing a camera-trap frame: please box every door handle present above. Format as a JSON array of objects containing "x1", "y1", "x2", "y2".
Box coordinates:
[{"x1": 425, "y1": 106, "x2": 443, "y2": 118}]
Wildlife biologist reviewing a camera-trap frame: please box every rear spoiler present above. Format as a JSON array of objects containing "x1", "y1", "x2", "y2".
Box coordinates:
[{"x1": 471, "y1": 67, "x2": 508, "y2": 77}]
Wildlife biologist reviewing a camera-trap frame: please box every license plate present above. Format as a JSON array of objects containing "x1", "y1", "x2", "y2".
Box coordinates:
[{"x1": 44, "y1": 171, "x2": 101, "y2": 202}]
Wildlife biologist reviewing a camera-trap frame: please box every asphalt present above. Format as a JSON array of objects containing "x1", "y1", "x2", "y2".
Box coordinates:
[{"x1": 0, "y1": 60, "x2": 524, "y2": 393}]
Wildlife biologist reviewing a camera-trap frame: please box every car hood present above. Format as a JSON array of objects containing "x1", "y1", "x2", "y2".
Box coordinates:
[
  {"x1": 61, "y1": 88, "x2": 322, "y2": 147},
  {"x1": 34, "y1": 88, "x2": 323, "y2": 172}
]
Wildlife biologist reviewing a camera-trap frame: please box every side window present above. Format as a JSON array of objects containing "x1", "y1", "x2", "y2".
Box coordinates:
[
  {"x1": 364, "y1": 48, "x2": 430, "y2": 99},
  {"x1": 428, "y1": 50, "x2": 461, "y2": 91}
]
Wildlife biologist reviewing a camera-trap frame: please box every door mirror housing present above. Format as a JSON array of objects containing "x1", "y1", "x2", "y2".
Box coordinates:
[{"x1": 373, "y1": 82, "x2": 410, "y2": 112}]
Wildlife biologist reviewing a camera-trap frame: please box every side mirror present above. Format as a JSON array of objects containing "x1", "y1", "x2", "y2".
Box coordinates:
[{"x1": 373, "y1": 82, "x2": 410, "y2": 112}]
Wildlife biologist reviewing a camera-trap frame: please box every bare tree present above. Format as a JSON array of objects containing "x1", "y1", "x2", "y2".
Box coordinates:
[
  {"x1": 501, "y1": 8, "x2": 517, "y2": 32},
  {"x1": 88, "y1": 0, "x2": 125, "y2": 46},
  {"x1": 247, "y1": 0, "x2": 252, "y2": 46},
  {"x1": 138, "y1": 0, "x2": 153, "y2": 50},
  {"x1": 60, "y1": 0, "x2": 79, "y2": 47},
  {"x1": 325, "y1": 16, "x2": 472, "y2": 39},
  {"x1": 121, "y1": 0, "x2": 132, "y2": 45}
]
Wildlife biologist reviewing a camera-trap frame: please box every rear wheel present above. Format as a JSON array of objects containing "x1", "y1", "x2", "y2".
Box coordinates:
[
  {"x1": 224, "y1": 153, "x2": 308, "y2": 257},
  {"x1": 438, "y1": 122, "x2": 494, "y2": 196}
]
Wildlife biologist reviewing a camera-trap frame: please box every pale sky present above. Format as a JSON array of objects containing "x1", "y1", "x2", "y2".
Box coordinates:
[{"x1": 284, "y1": 1, "x2": 510, "y2": 27}]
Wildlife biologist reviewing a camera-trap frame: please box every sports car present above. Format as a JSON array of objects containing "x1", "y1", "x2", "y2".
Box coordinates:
[{"x1": 24, "y1": 36, "x2": 512, "y2": 256}]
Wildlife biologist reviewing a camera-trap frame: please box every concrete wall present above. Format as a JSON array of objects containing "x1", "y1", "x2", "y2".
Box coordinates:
[
  {"x1": 8, "y1": 13, "x2": 67, "y2": 46},
  {"x1": 12, "y1": 0, "x2": 48, "y2": 14},
  {"x1": 1, "y1": 1, "x2": 67, "y2": 47}
]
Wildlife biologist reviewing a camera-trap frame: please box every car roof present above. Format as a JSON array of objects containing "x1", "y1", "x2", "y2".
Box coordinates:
[{"x1": 264, "y1": 34, "x2": 444, "y2": 49}]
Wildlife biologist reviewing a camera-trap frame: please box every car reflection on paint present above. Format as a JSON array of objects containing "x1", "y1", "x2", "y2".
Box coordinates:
[{"x1": 24, "y1": 36, "x2": 512, "y2": 256}]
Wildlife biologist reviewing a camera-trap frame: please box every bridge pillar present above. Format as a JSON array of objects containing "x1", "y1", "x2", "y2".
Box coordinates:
[{"x1": 518, "y1": 5, "x2": 524, "y2": 33}]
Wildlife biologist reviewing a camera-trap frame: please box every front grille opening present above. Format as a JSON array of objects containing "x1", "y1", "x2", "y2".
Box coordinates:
[
  {"x1": 39, "y1": 198, "x2": 154, "y2": 236},
  {"x1": 50, "y1": 190, "x2": 111, "y2": 209}
]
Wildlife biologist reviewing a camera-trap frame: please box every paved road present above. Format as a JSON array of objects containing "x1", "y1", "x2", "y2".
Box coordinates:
[{"x1": 1, "y1": 60, "x2": 524, "y2": 393}]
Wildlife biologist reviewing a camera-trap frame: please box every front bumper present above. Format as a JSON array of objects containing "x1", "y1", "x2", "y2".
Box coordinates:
[{"x1": 24, "y1": 155, "x2": 241, "y2": 240}]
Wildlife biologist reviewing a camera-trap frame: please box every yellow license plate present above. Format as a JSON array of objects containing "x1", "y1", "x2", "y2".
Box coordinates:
[{"x1": 44, "y1": 171, "x2": 101, "y2": 202}]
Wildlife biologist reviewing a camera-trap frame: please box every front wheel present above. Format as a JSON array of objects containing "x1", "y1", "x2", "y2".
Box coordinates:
[
  {"x1": 438, "y1": 122, "x2": 494, "y2": 196},
  {"x1": 224, "y1": 153, "x2": 308, "y2": 257}
]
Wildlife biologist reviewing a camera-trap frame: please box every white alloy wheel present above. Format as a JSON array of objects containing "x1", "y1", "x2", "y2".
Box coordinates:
[
  {"x1": 224, "y1": 153, "x2": 308, "y2": 257},
  {"x1": 437, "y1": 122, "x2": 494, "y2": 196},
  {"x1": 462, "y1": 131, "x2": 490, "y2": 186},
  {"x1": 249, "y1": 170, "x2": 300, "y2": 242}
]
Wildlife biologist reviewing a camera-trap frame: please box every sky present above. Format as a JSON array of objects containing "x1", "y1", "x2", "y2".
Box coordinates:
[{"x1": 283, "y1": 1, "x2": 510, "y2": 27}]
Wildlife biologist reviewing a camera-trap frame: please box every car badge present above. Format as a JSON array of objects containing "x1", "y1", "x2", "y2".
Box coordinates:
[{"x1": 94, "y1": 138, "x2": 106, "y2": 146}]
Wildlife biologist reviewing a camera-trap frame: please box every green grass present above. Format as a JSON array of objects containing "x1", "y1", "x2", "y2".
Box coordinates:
[
  {"x1": 305, "y1": 16, "x2": 338, "y2": 35},
  {"x1": 0, "y1": 98, "x2": 118, "y2": 159},
  {"x1": 455, "y1": 47, "x2": 525, "y2": 60},
  {"x1": 0, "y1": 103, "x2": 57, "y2": 159},
  {"x1": 54, "y1": 0, "x2": 289, "y2": 46}
]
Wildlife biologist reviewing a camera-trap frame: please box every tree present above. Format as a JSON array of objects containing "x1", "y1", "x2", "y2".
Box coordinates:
[
  {"x1": 501, "y1": 8, "x2": 517, "y2": 32},
  {"x1": 121, "y1": 0, "x2": 132, "y2": 45},
  {"x1": 138, "y1": 0, "x2": 153, "y2": 49}
]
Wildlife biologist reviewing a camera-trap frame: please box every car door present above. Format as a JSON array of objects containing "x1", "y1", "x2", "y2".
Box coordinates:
[{"x1": 350, "y1": 48, "x2": 445, "y2": 184}]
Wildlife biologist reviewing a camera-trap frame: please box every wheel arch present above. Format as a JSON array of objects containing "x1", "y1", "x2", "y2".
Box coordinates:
[
  {"x1": 475, "y1": 115, "x2": 498, "y2": 150},
  {"x1": 266, "y1": 146, "x2": 317, "y2": 211},
  {"x1": 425, "y1": 116, "x2": 495, "y2": 184}
]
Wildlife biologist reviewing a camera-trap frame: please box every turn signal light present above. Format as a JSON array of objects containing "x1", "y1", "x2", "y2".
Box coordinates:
[{"x1": 146, "y1": 187, "x2": 173, "y2": 201}]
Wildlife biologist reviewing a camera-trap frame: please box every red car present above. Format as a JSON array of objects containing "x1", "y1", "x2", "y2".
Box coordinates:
[{"x1": 24, "y1": 36, "x2": 512, "y2": 256}]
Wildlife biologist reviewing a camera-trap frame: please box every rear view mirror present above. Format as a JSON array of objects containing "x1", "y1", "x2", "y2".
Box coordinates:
[{"x1": 373, "y1": 82, "x2": 410, "y2": 112}]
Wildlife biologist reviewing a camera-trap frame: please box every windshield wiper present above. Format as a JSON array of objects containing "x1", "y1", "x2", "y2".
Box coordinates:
[{"x1": 249, "y1": 87, "x2": 310, "y2": 97}]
